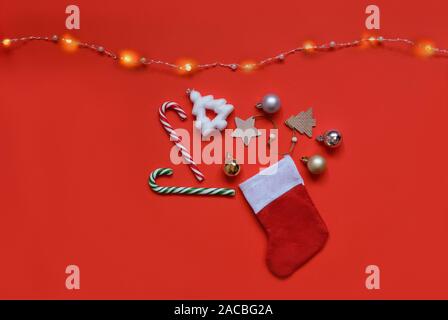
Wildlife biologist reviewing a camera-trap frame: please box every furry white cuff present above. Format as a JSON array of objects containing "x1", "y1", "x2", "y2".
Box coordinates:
[{"x1": 239, "y1": 156, "x2": 304, "y2": 214}]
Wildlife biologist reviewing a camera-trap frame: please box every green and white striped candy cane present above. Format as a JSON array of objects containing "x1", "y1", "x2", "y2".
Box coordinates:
[{"x1": 149, "y1": 168, "x2": 235, "y2": 197}]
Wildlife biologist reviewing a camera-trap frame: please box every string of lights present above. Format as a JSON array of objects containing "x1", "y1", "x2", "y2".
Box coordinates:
[{"x1": 1, "y1": 34, "x2": 447, "y2": 74}]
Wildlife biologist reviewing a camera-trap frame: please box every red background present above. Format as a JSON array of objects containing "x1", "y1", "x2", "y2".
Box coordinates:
[{"x1": 1, "y1": 0, "x2": 447, "y2": 299}]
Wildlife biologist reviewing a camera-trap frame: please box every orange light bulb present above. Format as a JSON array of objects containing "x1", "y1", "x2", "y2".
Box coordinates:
[
  {"x1": 119, "y1": 50, "x2": 140, "y2": 68},
  {"x1": 184, "y1": 63, "x2": 193, "y2": 72},
  {"x1": 2, "y1": 38, "x2": 11, "y2": 47},
  {"x1": 368, "y1": 37, "x2": 377, "y2": 45},
  {"x1": 240, "y1": 60, "x2": 256, "y2": 72},
  {"x1": 415, "y1": 40, "x2": 435, "y2": 57},
  {"x1": 60, "y1": 35, "x2": 79, "y2": 52},
  {"x1": 360, "y1": 32, "x2": 380, "y2": 49},
  {"x1": 303, "y1": 41, "x2": 316, "y2": 53},
  {"x1": 245, "y1": 64, "x2": 254, "y2": 71},
  {"x1": 176, "y1": 59, "x2": 197, "y2": 74}
]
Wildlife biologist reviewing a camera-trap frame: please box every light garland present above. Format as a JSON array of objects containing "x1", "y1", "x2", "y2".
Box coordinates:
[{"x1": 1, "y1": 34, "x2": 447, "y2": 74}]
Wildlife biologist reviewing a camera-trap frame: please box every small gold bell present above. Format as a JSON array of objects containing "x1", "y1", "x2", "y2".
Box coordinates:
[{"x1": 224, "y1": 153, "x2": 241, "y2": 177}]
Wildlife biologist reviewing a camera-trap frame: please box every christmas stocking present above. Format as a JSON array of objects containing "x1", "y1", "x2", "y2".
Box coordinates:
[{"x1": 239, "y1": 155, "x2": 329, "y2": 278}]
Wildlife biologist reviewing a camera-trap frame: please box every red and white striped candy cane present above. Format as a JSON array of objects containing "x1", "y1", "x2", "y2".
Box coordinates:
[{"x1": 159, "y1": 101, "x2": 205, "y2": 182}]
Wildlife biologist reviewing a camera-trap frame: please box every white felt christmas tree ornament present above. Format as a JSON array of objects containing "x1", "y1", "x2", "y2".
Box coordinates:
[{"x1": 188, "y1": 89, "x2": 234, "y2": 137}]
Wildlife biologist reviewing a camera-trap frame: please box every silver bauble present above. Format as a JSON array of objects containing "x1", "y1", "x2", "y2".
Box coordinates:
[
  {"x1": 317, "y1": 129, "x2": 343, "y2": 148},
  {"x1": 256, "y1": 94, "x2": 281, "y2": 114}
]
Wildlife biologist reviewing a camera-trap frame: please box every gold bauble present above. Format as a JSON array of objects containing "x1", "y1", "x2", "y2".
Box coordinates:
[
  {"x1": 301, "y1": 155, "x2": 327, "y2": 174},
  {"x1": 224, "y1": 159, "x2": 241, "y2": 177}
]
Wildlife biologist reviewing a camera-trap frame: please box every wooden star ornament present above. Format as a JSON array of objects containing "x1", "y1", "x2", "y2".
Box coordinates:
[
  {"x1": 285, "y1": 108, "x2": 316, "y2": 138},
  {"x1": 232, "y1": 116, "x2": 261, "y2": 146}
]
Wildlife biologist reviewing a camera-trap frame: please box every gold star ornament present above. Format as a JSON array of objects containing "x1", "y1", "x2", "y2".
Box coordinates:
[{"x1": 285, "y1": 108, "x2": 316, "y2": 138}]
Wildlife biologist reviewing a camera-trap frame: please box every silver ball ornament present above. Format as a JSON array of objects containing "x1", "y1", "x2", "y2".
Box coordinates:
[
  {"x1": 301, "y1": 155, "x2": 327, "y2": 174},
  {"x1": 256, "y1": 94, "x2": 281, "y2": 114},
  {"x1": 317, "y1": 129, "x2": 343, "y2": 148}
]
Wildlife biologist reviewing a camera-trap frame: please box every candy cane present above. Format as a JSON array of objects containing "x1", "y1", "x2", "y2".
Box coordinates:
[
  {"x1": 159, "y1": 101, "x2": 205, "y2": 182},
  {"x1": 149, "y1": 168, "x2": 235, "y2": 196}
]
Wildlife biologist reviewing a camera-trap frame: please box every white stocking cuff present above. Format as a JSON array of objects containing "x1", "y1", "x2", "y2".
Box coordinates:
[{"x1": 239, "y1": 155, "x2": 304, "y2": 214}]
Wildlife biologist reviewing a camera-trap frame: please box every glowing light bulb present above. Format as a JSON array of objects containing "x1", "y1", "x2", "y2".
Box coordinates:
[
  {"x1": 176, "y1": 59, "x2": 196, "y2": 74},
  {"x1": 60, "y1": 35, "x2": 79, "y2": 52},
  {"x1": 415, "y1": 40, "x2": 435, "y2": 57},
  {"x1": 239, "y1": 60, "x2": 256, "y2": 72},
  {"x1": 360, "y1": 32, "x2": 379, "y2": 49},
  {"x1": 184, "y1": 63, "x2": 193, "y2": 72},
  {"x1": 242, "y1": 63, "x2": 255, "y2": 71},
  {"x1": 2, "y1": 38, "x2": 11, "y2": 47},
  {"x1": 303, "y1": 41, "x2": 315, "y2": 52},
  {"x1": 119, "y1": 50, "x2": 140, "y2": 68}
]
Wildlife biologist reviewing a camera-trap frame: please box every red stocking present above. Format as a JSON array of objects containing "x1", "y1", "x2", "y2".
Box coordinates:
[{"x1": 239, "y1": 156, "x2": 329, "y2": 278}]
